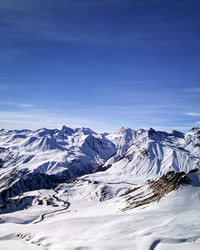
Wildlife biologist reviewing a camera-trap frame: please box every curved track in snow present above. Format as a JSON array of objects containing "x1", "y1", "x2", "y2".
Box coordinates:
[{"x1": 33, "y1": 188, "x2": 70, "y2": 224}]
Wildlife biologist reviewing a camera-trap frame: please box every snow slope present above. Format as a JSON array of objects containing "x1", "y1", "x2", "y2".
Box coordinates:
[
  {"x1": 0, "y1": 170, "x2": 200, "y2": 250},
  {"x1": 104, "y1": 127, "x2": 200, "y2": 182},
  {"x1": 0, "y1": 126, "x2": 200, "y2": 249}
]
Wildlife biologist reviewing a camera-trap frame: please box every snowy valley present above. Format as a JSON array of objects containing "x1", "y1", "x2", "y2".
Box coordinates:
[{"x1": 0, "y1": 126, "x2": 200, "y2": 250}]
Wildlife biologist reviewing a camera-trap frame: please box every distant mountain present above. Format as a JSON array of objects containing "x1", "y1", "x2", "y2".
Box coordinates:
[
  {"x1": 0, "y1": 126, "x2": 199, "y2": 208},
  {"x1": 104, "y1": 127, "x2": 200, "y2": 180}
]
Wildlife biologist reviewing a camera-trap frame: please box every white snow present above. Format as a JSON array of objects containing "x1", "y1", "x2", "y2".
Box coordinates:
[
  {"x1": 0, "y1": 126, "x2": 200, "y2": 249},
  {"x1": 1, "y1": 173, "x2": 200, "y2": 250}
]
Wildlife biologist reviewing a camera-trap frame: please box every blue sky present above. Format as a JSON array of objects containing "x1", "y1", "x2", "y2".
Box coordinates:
[{"x1": 0, "y1": 0, "x2": 200, "y2": 132}]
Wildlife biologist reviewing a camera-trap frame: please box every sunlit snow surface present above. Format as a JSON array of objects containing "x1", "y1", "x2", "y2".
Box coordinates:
[
  {"x1": 0, "y1": 127, "x2": 200, "y2": 249},
  {"x1": 0, "y1": 171, "x2": 200, "y2": 250}
]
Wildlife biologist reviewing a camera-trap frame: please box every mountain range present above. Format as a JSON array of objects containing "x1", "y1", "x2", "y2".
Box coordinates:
[{"x1": 0, "y1": 126, "x2": 200, "y2": 250}]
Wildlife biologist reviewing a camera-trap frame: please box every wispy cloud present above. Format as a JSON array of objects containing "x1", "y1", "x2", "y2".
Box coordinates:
[
  {"x1": 196, "y1": 121, "x2": 200, "y2": 125},
  {"x1": 1, "y1": 0, "x2": 195, "y2": 46},
  {"x1": 0, "y1": 109, "x2": 194, "y2": 133},
  {"x1": 185, "y1": 112, "x2": 200, "y2": 117},
  {"x1": 17, "y1": 103, "x2": 33, "y2": 108},
  {"x1": 0, "y1": 110, "x2": 112, "y2": 132},
  {"x1": 0, "y1": 101, "x2": 33, "y2": 108}
]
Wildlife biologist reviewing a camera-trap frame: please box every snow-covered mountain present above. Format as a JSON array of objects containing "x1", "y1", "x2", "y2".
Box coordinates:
[
  {"x1": 1, "y1": 126, "x2": 200, "y2": 176},
  {"x1": 0, "y1": 126, "x2": 200, "y2": 205},
  {"x1": 0, "y1": 126, "x2": 200, "y2": 249},
  {"x1": 103, "y1": 127, "x2": 200, "y2": 182}
]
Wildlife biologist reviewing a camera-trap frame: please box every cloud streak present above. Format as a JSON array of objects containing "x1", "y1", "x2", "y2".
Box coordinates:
[
  {"x1": 0, "y1": 110, "x2": 112, "y2": 132},
  {"x1": 185, "y1": 112, "x2": 200, "y2": 117},
  {"x1": 0, "y1": 101, "x2": 33, "y2": 108}
]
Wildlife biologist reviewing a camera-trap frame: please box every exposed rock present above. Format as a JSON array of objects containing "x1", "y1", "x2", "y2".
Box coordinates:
[
  {"x1": 122, "y1": 170, "x2": 193, "y2": 211},
  {"x1": 0, "y1": 196, "x2": 35, "y2": 214}
]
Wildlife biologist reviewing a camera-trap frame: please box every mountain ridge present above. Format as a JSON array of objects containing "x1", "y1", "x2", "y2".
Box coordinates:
[{"x1": 0, "y1": 126, "x2": 199, "y2": 208}]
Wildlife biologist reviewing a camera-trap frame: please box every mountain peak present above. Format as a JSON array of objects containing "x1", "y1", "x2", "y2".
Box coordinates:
[
  {"x1": 75, "y1": 127, "x2": 96, "y2": 135},
  {"x1": 115, "y1": 126, "x2": 133, "y2": 134},
  {"x1": 60, "y1": 125, "x2": 74, "y2": 135}
]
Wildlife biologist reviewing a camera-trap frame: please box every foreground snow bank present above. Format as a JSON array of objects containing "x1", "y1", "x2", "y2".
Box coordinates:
[{"x1": 1, "y1": 172, "x2": 200, "y2": 250}]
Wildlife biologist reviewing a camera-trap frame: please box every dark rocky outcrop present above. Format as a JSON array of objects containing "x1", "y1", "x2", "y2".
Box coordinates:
[
  {"x1": 122, "y1": 170, "x2": 193, "y2": 211},
  {"x1": 0, "y1": 196, "x2": 35, "y2": 214},
  {"x1": 0, "y1": 169, "x2": 70, "y2": 207}
]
